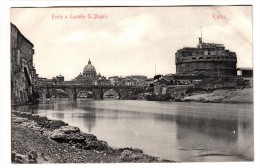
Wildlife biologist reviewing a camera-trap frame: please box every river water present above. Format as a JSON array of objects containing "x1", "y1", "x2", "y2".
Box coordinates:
[{"x1": 15, "y1": 99, "x2": 254, "y2": 162}]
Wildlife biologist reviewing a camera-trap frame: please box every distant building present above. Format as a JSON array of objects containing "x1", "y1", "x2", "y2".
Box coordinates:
[
  {"x1": 237, "y1": 68, "x2": 253, "y2": 78},
  {"x1": 175, "y1": 37, "x2": 237, "y2": 77},
  {"x1": 37, "y1": 77, "x2": 53, "y2": 86},
  {"x1": 52, "y1": 74, "x2": 64, "y2": 83},
  {"x1": 97, "y1": 77, "x2": 110, "y2": 85},
  {"x1": 237, "y1": 68, "x2": 253, "y2": 87},
  {"x1": 126, "y1": 75, "x2": 147, "y2": 81},
  {"x1": 121, "y1": 76, "x2": 147, "y2": 86},
  {"x1": 107, "y1": 75, "x2": 147, "y2": 86},
  {"x1": 108, "y1": 76, "x2": 120, "y2": 85},
  {"x1": 11, "y1": 23, "x2": 35, "y2": 104},
  {"x1": 122, "y1": 77, "x2": 139, "y2": 86}
]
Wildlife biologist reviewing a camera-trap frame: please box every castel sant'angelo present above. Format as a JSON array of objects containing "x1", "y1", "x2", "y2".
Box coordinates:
[{"x1": 175, "y1": 35, "x2": 237, "y2": 77}]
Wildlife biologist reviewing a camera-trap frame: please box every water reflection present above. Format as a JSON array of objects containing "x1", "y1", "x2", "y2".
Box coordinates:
[
  {"x1": 13, "y1": 104, "x2": 39, "y2": 114},
  {"x1": 13, "y1": 99, "x2": 253, "y2": 162},
  {"x1": 52, "y1": 113, "x2": 64, "y2": 119},
  {"x1": 82, "y1": 112, "x2": 96, "y2": 133},
  {"x1": 153, "y1": 113, "x2": 176, "y2": 122},
  {"x1": 175, "y1": 115, "x2": 238, "y2": 141},
  {"x1": 176, "y1": 115, "x2": 253, "y2": 161}
]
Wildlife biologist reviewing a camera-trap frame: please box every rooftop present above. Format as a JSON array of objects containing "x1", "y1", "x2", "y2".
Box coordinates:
[{"x1": 237, "y1": 67, "x2": 253, "y2": 71}]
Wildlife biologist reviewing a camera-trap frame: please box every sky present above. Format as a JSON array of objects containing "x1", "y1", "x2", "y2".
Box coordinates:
[{"x1": 10, "y1": 6, "x2": 253, "y2": 80}]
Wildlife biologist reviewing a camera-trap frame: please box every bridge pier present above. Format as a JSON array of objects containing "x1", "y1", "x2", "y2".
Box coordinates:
[
  {"x1": 92, "y1": 92, "x2": 103, "y2": 100},
  {"x1": 68, "y1": 93, "x2": 77, "y2": 100},
  {"x1": 91, "y1": 88, "x2": 103, "y2": 100},
  {"x1": 42, "y1": 93, "x2": 46, "y2": 100},
  {"x1": 42, "y1": 88, "x2": 49, "y2": 99},
  {"x1": 94, "y1": 93, "x2": 103, "y2": 100},
  {"x1": 100, "y1": 93, "x2": 103, "y2": 99}
]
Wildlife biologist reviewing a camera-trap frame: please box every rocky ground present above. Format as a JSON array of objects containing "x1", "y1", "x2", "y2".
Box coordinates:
[
  {"x1": 11, "y1": 111, "x2": 171, "y2": 164},
  {"x1": 182, "y1": 88, "x2": 253, "y2": 103}
]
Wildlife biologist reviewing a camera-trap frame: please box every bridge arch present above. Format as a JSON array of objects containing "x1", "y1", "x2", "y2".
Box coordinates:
[
  {"x1": 76, "y1": 88, "x2": 96, "y2": 98},
  {"x1": 103, "y1": 89, "x2": 121, "y2": 99},
  {"x1": 34, "y1": 88, "x2": 71, "y2": 99},
  {"x1": 34, "y1": 88, "x2": 44, "y2": 99},
  {"x1": 49, "y1": 88, "x2": 70, "y2": 98}
]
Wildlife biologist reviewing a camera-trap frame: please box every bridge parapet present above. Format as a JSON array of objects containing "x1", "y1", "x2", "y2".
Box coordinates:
[{"x1": 36, "y1": 84, "x2": 144, "y2": 89}]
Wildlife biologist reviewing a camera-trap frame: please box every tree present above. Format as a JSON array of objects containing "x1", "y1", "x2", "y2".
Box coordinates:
[{"x1": 154, "y1": 75, "x2": 162, "y2": 80}]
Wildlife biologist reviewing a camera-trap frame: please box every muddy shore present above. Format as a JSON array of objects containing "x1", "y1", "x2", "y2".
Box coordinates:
[{"x1": 11, "y1": 111, "x2": 173, "y2": 164}]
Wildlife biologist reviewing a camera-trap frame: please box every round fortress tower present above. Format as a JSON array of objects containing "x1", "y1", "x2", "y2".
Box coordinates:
[{"x1": 175, "y1": 37, "x2": 237, "y2": 76}]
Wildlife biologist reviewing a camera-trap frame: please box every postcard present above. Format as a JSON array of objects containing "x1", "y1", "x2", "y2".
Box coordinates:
[{"x1": 0, "y1": 2, "x2": 259, "y2": 168}]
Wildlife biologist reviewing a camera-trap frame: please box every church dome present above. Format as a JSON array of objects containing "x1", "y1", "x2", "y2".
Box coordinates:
[{"x1": 83, "y1": 59, "x2": 97, "y2": 77}]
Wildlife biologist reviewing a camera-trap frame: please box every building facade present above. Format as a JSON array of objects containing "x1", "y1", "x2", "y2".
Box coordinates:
[{"x1": 11, "y1": 23, "x2": 35, "y2": 104}]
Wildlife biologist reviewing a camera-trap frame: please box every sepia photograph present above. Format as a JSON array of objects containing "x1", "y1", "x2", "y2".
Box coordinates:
[{"x1": 9, "y1": 5, "x2": 254, "y2": 164}]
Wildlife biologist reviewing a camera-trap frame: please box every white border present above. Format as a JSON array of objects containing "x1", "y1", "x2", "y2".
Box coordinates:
[{"x1": 1, "y1": 1, "x2": 259, "y2": 168}]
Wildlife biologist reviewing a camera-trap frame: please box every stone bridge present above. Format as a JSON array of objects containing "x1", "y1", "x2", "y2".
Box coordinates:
[{"x1": 34, "y1": 84, "x2": 145, "y2": 100}]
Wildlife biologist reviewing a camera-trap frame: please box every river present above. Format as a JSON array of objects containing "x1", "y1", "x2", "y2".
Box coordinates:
[{"x1": 15, "y1": 99, "x2": 254, "y2": 162}]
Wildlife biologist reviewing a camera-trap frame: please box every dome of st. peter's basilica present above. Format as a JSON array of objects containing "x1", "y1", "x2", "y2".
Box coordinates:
[{"x1": 83, "y1": 59, "x2": 97, "y2": 77}]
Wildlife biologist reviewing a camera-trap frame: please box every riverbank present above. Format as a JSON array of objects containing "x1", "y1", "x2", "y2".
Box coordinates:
[
  {"x1": 182, "y1": 88, "x2": 253, "y2": 103},
  {"x1": 11, "y1": 111, "x2": 171, "y2": 163},
  {"x1": 135, "y1": 88, "x2": 253, "y2": 104}
]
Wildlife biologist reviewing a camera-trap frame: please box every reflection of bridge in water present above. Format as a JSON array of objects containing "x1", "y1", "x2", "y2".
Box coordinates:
[{"x1": 34, "y1": 84, "x2": 145, "y2": 100}]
